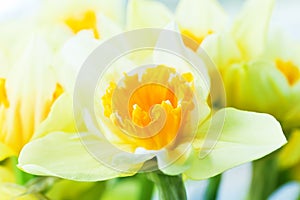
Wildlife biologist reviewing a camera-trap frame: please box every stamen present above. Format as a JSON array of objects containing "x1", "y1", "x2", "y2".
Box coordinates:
[
  {"x1": 276, "y1": 59, "x2": 300, "y2": 86},
  {"x1": 65, "y1": 10, "x2": 100, "y2": 39}
]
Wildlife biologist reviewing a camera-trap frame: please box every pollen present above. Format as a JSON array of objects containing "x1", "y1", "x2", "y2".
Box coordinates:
[
  {"x1": 65, "y1": 10, "x2": 100, "y2": 39},
  {"x1": 276, "y1": 59, "x2": 300, "y2": 86}
]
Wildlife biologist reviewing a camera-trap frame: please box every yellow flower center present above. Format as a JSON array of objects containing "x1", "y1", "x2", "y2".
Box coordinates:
[
  {"x1": 0, "y1": 78, "x2": 9, "y2": 108},
  {"x1": 181, "y1": 29, "x2": 213, "y2": 51},
  {"x1": 101, "y1": 65, "x2": 195, "y2": 151},
  {"x1": 65, "y1": 10, "x2": 100, "y2": 39},
  {"x1": 129, "y1": 84, "x2": 178, "y2": 127},
  {"x1": 276, "y1": 59, "x2": 300, "y2": 86}
]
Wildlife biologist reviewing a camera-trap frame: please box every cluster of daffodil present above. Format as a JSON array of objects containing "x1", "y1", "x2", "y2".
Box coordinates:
[{"x1": 0, "y1": 0, "x2": 297, "y2": 199}]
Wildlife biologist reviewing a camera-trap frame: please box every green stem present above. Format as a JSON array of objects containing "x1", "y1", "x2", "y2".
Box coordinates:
[
  {"x1": 145, "y1": 171, "x2": 187, "y2": 200},
  {"x1": 247, "y1": 152, "x2": 279, "y2": 200},
  {"x1": 204, "y1": 174, "x2": 222, "y2": 200},
  {"x1": 137, "y1": 174, "x2": 154, "y2": 200}
]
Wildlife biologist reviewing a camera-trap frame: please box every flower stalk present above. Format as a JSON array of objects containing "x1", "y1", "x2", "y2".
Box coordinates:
[
  {"x1": 204, "y1": 174, "x2": 222, "y2": 200},
  {"x1": 146, "y1": 171, "x2": 187, "y2": 200},
  {"x1": 247, "y1": 152, "x2": 279, "y2": 200}
]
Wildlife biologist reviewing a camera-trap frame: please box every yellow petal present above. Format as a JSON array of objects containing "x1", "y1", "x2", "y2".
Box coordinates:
[{"x1": 32, "y1": 94, "x2": 76, "y2": 139}]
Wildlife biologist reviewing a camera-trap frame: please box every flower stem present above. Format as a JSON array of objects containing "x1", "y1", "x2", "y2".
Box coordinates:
[
  {"x1": 145, "y1": 171, "x2": 187, "y2": 200},
  {"x1": 247, "y1": 152, "x2": 279, "y2": 200},
  {"x1": 204, "y1": 174, "x2": 222, "y2": 200},
  {"x1": 137, "y1": 174, "x2": 154, "y2": 200}
]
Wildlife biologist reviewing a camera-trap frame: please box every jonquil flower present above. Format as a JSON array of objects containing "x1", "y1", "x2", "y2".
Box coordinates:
[
  {"x1": 38, "y1": 0, "x2": 125, "y2": 40},
  {"x1": 0, "y1": 0, "x2": 128, "y2": 161},
  {"x1": 127, "y1": 0, "x2": 228, "y2": 50},
  {"x1": 201, "y1": 0, "x2": 300, "y2": 129},
  {"x1": 17, "y1": 30, "x2": 286, "y2": 181},
  {"x1": 0, "y1": 35, "x2": 63, "y2": 160}
]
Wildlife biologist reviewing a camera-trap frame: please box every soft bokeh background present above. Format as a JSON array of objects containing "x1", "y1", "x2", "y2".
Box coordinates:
[{"x1": 0, "y1": 0, "x2": 299, "y2": 199}]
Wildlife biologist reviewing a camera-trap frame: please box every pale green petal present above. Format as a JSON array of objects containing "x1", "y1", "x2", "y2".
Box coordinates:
[
  {"x1": 264, "y1": 30, "x2": 300, "y2": 64},
  {"x1": 18, "y1": 132, "x2": 134, "y2": 181},
  {"x1": 232, "y1": 0, "x2": 274, "y2": 59},
  {"x1": 94, "y1": 0, "x2": 126, "y2": 24},
  {"x1": 157, "y1": 144, "x2": 192, "y2": 175},
  {"x1": 33, "y1": 94, "x2": 76, "y2": 139},
  {"x1": 154, "y1": 26, "x2": 211, "y2": 100},
  {"x1": 176, "y1": 0, "x2": 228, "y2": 35},
  {"x1": 0, "y1": 18, "x2": 36, "y2": 66},
  {"x1": 200, "y1": 32, "x2": 242, "y2": 72},
  {"x1": 54, "y1": 30, "x2": 99, "y2": 93},
  {"x1": 96, "y1": 13, "x2": 123, "y2": 39},
  {"x1": 184, "y1": 108, "x2": 286, "y2": 179},
  {"x1": 126, "y1": 0, "x2": 173, "y2": 29}
]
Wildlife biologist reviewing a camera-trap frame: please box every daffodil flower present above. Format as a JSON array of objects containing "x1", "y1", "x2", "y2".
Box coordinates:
[
  {"x1": 18, "y1": 29, "x2": 286, "y2": 183},
  {"x1": 127, "y1": 0, "x2": 228, "y2": 50},
  {"x1": 38, "y1": 0, "x2": 125, "y2": 40},
  {"x1": 0, "y1": 35, "x2": 63, "y2": 160},
  {"x1": 201, "y1": 0, "x2": 275, "y2": 71},
  {"x1": 0, "y1": 0, "x2": 129, "y2": 161},
  {"x1": 201, "y1": 0, "x2": 300, "y2": 129}
]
